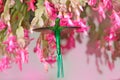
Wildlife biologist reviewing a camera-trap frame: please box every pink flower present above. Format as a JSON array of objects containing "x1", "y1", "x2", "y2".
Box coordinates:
[
  {"x1": 73, "y1": 19, "x2": 89, "y2": 33},
  {"x1": 24, "y1": 29, "x2": 34, "y2": 47},
  {"x1": 34, "y1": 38, "x2": 56, "y2": 66},
  {"x1": 59, "y1": 13, "x2": 89, "y2": 34},
  {"x1": 105, "y1": 32, "x2": 116, "y2": 41},
  {"x1": 0, "y1": 19, "x2": 6, "y2": 31},
  {"x1": 15, "y1": 48, "x2": 29, "y2": 71},
  {"x1": 0, "y1": 0, "x2": 2, "y2": 4},
  {"x1": 45, "y1": 56, "x2": 56, "y2": 64},
  {"x1": 110, "y1": 10, "x2": 120, "y2": 28},
  {"x1": 34, "y1": 43, "x2": 44, "y2": 62},
  {"x1": 60, "y1": 15, "x2": 88, "y2": 34},
  {"x1": 60, "y1": 18, "x2": 68, "y2": 26},
  {"x1": 107, "y1": 61, "x2": 114, "y2": 71},
  {"x1": 24, "y1": 29, "x2": 30, "y2": 39},
  {"x1": 15, "y1": 55, "x2": 23, "y2": 71},
  {"x1": 44, "y1": 0, "x2": 57, "y2": 20},
  {"x1": 45, "y1": 34, "x2": 56, "y2": 55},
  {"x1": 59, "y1": 12, "x2": 74, "y2": 26},
  {"x1": 93, "y1": 3, "x2": 106, "y2": 22},
  {"x1": 0, "y1": 56, "x2": 11, "y2": 71},
  {"x1": 88, "y1": 0, "x2": 97, "y2": 6},
  {"x1": 3, "y1": 35, "x2": 18, "y2": 53},
  {"x1": 16, "y1": 48, "x2": 29, "y2": 63},
  {"x1": 45, "y1": 33, "x2": 55, "y2": 44},
  {"x1": 27, "y1": 0, "x2": 36, "y2": 11},
  {"x1": 105, "y1": 28, "x2": 117, "y2": 41},
  {"x1": 0, "y1": 0, "x2": 4, "y2": 13},
  {"x1": 101, "y1": 0, "x2": 113, "y2": 10},
  {"x1": 60, "y1": 18, "x2": 74, "y2": 27},
  {"x1": 63, "y1": 13, "x2": 73, "y2": 19},
  {"x1": 62, "y1": 33, "x2": 75, "y2": 49},
  {"x1": 45, "y1": 35, "x2": 56, "y2": 54}
]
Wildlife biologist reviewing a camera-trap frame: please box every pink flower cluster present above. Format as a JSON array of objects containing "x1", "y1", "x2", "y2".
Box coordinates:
[
  {"x1": 15, "y1": 48, "x2": 29, "y2": 70},
  {"x1": 34, "y1": 33, "x2": 56, "y2": 69},
  {"x1": 42, "y1": 0, "x2": 120, "y2": 71},
  {"x1": 105, "y1": 28, "x2": 117, "y2": 41},
  {"x1": 0, "y1": 0, "x2": 120, "y2": 73},
  {"x1": 88, "y1": 0, "x2": 120, "y2": 43},
  {"x1": 0, "y1": 25, "x2": 31, "y2": 71},
  {"x1": 105, "y1": 10, "x2": 120, "y2": 42},
  {"x1": 3, "y1": 35, "x2": 18, "y2": 53},
  {"x1": 43, "y1": 0, "x2": 89, "y2": 53},
  {"x1": 44, "y1": 0, "x2": 57, "y2": 20},
  {"x1": 2, "y1": 34, "x2": 29, "y2": 70},
  {"x1": 61, "y1": 32, "x2": 75, "y2": 50},
  {"x1": 88, "y1": 0, "x2": 97, "y2": 6},
  {"x1": 44, "y1": 0, "x2": 89, "y2": 33},
  {"x1": 88, "y1": 0, "x2": 113, "y2": 9},
  {"x1": 110, "y1": 10, "x2": 120, "y2": 29},
  {"x1": 89, "y1": 0, "x2": 113, "y2": 22},
  {"x1": 32, "y1": 1, "x2": 89, "y2": 69}
]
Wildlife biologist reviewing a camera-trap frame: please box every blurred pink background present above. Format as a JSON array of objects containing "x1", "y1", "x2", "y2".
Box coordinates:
[{"x1": 0, "y1": 33, "x2": 120, "y2": 80}]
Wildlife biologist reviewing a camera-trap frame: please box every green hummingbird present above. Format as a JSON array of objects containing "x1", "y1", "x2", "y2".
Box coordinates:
[{"x1": 33, "y1": 18, "x2": 80, "y2": 78}]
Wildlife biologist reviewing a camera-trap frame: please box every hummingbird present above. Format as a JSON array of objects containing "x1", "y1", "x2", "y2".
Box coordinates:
[{"x1": 33, "y1": 18, "x2": 80, "y2": 78}]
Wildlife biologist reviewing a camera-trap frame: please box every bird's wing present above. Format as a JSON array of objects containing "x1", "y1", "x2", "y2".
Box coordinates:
[{"x1": 32, "y1": 27, "x2": 53, "y2": 33}]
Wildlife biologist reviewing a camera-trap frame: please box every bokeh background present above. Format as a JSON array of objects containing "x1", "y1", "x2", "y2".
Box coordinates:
[{"x1": 0, "y1": 32, "x2": 120, "y2": 80}]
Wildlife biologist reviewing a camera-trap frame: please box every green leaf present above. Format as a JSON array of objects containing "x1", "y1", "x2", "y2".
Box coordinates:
[
  {"x1": 31, "y1": 5, "x2": 45, "y2": 27},
  {"x1": 60, "y1": 0, "x2": 67, "y2": 4},
  {"x1": 35, "y1": 7, "x2": 44, "y2": 17},
  {"x1": 38, "y1": 18, "x2": 44, "y2": 27},
  {"x1": 36, "y1": 0, "x2": 44, "y2": 8},
  {"x1": 16, "y1": 26, "x2": 25, "y2": 47},
  {"x1": 16, "y1": 26, "x2": 24, "y2": 38}
]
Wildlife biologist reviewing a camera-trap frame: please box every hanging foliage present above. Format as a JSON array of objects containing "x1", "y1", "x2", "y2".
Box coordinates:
[{"x1": 0, "y1": 0, "x2": 120, "y2": 78}]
